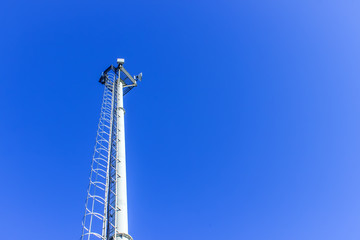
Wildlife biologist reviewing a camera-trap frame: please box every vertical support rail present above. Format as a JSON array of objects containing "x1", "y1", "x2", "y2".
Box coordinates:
[{"x1": 102, "y1": 74, "x2": 117, "y2": 239}]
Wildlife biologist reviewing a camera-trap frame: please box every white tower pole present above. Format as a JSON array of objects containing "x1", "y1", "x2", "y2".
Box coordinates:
[
  {"x1": 115, "y1": 67, "x2": 131, "y2": 240},
  {"x1": 81, "y1": 58, "x2": 140, "y2": 240}
]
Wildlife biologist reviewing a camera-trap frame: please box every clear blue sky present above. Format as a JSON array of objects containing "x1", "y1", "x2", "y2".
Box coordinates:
[{"x1": 1, "y1": 0, "x2": 360, "y2": 239}]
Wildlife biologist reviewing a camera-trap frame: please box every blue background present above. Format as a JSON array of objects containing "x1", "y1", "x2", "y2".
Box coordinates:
[{"x1": 1, "y1": 0, "x2": 360, "y2": 239}]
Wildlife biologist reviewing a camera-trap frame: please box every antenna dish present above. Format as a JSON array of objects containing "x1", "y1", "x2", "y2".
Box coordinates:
[{"x1": 136, "y1": 73, "x2": 143, "y2": 81}]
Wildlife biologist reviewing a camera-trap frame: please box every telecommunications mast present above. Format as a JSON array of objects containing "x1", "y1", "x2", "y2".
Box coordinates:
[{"x1": 81, "y1": 58, "x2": 142, "y2": 240}]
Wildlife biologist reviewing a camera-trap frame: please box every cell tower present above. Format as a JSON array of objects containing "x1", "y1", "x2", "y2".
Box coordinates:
[{"x1": 81, "y1": 58, "x2": 142, "y2": 240}]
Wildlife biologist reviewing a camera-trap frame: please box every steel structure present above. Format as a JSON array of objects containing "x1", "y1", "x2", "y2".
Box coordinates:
[{"x1": 81, "y1": 59, "x2": 142, "y2": 240}]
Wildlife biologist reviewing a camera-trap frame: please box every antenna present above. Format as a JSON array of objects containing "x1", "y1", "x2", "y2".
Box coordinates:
[{"x1": 81, "y1": 59, "x2": 142, "y2": 240}]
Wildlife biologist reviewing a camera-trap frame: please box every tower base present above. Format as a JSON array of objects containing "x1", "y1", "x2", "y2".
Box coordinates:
[{"x1": 111, "y1": 233, "x2": 133, "y2": 240}]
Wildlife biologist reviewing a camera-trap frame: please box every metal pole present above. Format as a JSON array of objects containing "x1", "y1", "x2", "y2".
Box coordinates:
[
  {"x1": 115, "y1": 68, "x2": 131, "y2": 240},
  {"x1": 81, "y1": 59, "x2": 140, "y2": 240}
]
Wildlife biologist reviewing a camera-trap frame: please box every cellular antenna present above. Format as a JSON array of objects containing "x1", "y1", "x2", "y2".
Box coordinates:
[{"x1": 81, "y1": 59, "x2": 142, "y2": 240}]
